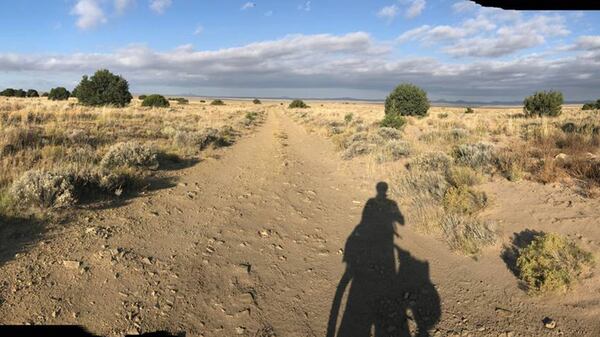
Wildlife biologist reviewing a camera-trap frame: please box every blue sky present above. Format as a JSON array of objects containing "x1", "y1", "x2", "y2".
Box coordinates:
[{"x1": 0, "y1": 0, "x2": 599, "y2": 101}]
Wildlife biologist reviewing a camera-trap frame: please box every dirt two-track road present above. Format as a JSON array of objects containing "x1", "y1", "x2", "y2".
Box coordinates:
[{"x1": 0, "y1": 110, "x2": 598, "y2": 337}]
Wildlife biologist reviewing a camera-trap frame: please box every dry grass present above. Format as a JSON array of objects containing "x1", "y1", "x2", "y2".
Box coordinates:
[
  {"x1": 0, "y1": 97, "x2": 264, "y2": 214},
  {"x1": 284, "y1": 102, "x2": 599, "y2": 255}
]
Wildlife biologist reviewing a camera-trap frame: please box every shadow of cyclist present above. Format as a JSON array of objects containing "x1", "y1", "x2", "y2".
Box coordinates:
[{"x1": 327, "y1": 182, "x2": 441, "y2": 337}]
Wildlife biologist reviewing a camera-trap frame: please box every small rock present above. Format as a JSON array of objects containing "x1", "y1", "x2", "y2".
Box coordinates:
[
  {"x1": 235, "y1": 327, "x2": 246, "y2": 335},
  {"x1": 141, "y1": 257, "x2": 152, "y2": 265},
  {"x1": 555, "y1": 153, "x2": 568, "y2": 160},
  {"x1": 543, "y1": 317, "x2": 556, "y2": 329},
  {"x1": 63, "y1": 260, "x2": 82, "y2": 270},
  {"x1": 238, "y1": 293, "x2": 254, "y2": 305}
]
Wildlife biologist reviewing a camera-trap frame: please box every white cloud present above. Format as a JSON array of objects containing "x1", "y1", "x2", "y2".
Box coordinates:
[
  {"x1": 398, "y1": 9, "x2": 569, "y2": 58},
  {"x1": 194, "y1": 25, "x2": 204, "y2": 36},
  {"x1": 149, "y1": 0, "x2": 172, "y2": 14},
  {"x1": 452, "y1": 0, "x2": 477, "y2": 13},
  {"x1": 298, "y1": 1, "x2": 311, "y2": 11},
  {"x1": 2, "y1": 32, "x2": 599, "y2": 101},
  {"x1": 405, "y1": 0, "x2": 425, "y2": 19},
  {"x1": 71, "y1": 0, "x2": 107, "y2": 29},
  {"x1": 377, "y1": 5, "x2": 399, "y2": 22},
  {"x1": 264, "y1": 10, "x2": 274, "y2": 17},
  {"x1": 572, "y1": 35, "x2": 600, "y2": 50},
  {"x1": 115, "y1": 0, "x2": 135, "y2": 14},
  {"x1": 241, "y1": 2, "x2": 255, "y2": 10}
]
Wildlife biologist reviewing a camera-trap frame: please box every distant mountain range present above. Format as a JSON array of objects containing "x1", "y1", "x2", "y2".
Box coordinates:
[{"x1": 171, "y1": 94, "x2": 590, "y2": 107}]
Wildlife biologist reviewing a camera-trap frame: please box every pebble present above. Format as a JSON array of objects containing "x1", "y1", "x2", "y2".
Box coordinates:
[
  {"x1": 543, "y1": 317, "x2": 556, "y2": 329},
  {"x1": 63, "y1": 260, "x2": 82, "y2": 270}
]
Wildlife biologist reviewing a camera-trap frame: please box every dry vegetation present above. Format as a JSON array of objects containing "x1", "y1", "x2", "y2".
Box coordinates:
[
  {"x1": 0, "y1": 97, "x2": 264, "y2": 217},
  {"x1": 286, "y1": 103, "x2": 599, "y2": 260}
]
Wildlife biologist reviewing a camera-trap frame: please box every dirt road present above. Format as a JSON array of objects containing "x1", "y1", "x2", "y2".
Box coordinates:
[{"x1": 0, "y1": 110, "x2": 597, "y2": 336}]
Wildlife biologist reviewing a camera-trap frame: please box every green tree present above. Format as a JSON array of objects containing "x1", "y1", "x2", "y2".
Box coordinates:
[
  {"x1": 26, "y1": 89, "x2": 39, "y2": 97},
  {"x1": 74, "y1": 69, "x2": 133, "y2": 107},
  {"x1": 289, "y1": 99, "x2": 308, "y2": 108},
  {"x1": 141, "y1": 94, "x2": 170, "y2": 108},
  {"x1": 385, "y1": 83, "x2": 429, "y2": 117},
  {"x1": 0, "y1": 88, "x2": 16, "y2": 97},
  {"x1": 523, "y1": 91, "x2": 563, "y2": 117},
  {"x1": 48, "y1": 87, "x2": 70, "y2": 101}
]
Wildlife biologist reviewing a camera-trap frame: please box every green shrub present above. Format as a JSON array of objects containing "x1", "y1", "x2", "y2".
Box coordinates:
[
  {"x1": 253, "y1": 98, "x2": 262, "y2": 104},
  {"x1": 41, "y1": 92, "x2": 49, "y2": 97},
  {"x1": 581, "y1": 99, "x2": 600, "y2": 110},
  {"x1": 516, "y1": 233, "x2": 594, "y2": 293},
  {"x1": 74, "y1": 69, "x2": 132, "y2": 107},
  {"x1": 380, "y1": 113, "x2": 407, "y2": 129},
  {"x1": 211, "y1": 99, "x2": 225, "y2": 106},
  {"x1": 0, "y1": 88, "x2": 16, "y2": 97},
  {"x1": 48, "y1": 87, "x2": 71, "y2": 101},
  {"x1": 14, "y1": 89, "x2": 26, "y2": 97},
  {"x1": 138, "y1": 95, "x2": 147, "y2": 100},
  {"x1": 141, "y1": 95, "x2": 170, "y2": 108},
  {"x1": 465, "y1": 107, "x2": 475, "y2": 114},
  {"x1": 384, "y1": 83, "x2": 429, "y2": 117},
  {"x1": 442, "y1": 185, "x2": 487, "y2": 215},
  {"x1": 289, "y1": 99, "x2": 308, "y2": 109},
  {"x1": 171, "y1": 97, "x2": 189, "y2": 105},
  {"x1": 344, "y1": 112, "x2": 353, "y2": 124},
  {"x1": 523, "y1": 91, "x2": 563, "y2": 117},
  {"x1": 100, "y1": 142, "x2": 159, "y2": 170},
  {"x1": 26, "y1": 89, "x2": 39, "y2": 98}
]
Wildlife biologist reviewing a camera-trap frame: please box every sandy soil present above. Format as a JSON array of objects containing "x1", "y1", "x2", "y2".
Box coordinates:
[{"x1": 0, "y1": 109, "x2": 599, "y2": 336}]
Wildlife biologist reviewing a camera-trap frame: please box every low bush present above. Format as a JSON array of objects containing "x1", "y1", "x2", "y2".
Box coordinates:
[
  {"x1": 26, "y1": 89, "x2": 39, "y2": 98},
  {"x1": 173, "y1": 126, "x2": 236, "y2": 151},
  {"x1": 344, "y1": 113, "x2": 353, "y2": 124},
  {"x1": 377, "y1": 127, "x2": 403, "y2": 140},
  {"x1": 100, "y1": 142, "x2": 159, "y2": 170},
  {"x1": 581, "y1": 99, "x2": 600, "y2": 110},
  {"x1": 342, "y1": 141, "x2": 373, "y2": 160},
  {"x1": 11, "y1": 169, "x2": 76, "y2": 208},
  {"x1": 494, "y1": 149, "x2": 526, "y2": 181},
  {"x1": 516, "y1": 232, "x2": 594, "y2": 293},
  {"x1": 380, "y1": 113, "x2": 406, "y2": 129},
  {"x1": 465, "y1": 107, "x2": 475, "y2": 114},
  {"x1": 442, "y1": 185, "x2": 487, "y2": 215},
  {"x1": 253, "y1": 98, "x2": 262, "y2": 104},
  {"x1": 141, "y1": 95, "x2": 170, "y2": 108},
  {"x1": 452, "y1": 142, "x2": 495, "y2": 170},
  {"x1": 523, "y1": 91, "x2": 563, "y2": 117},
  {"x1": 376, "y1": 140, "x2": 412, "y2": 163},
  {"x1": 48, "y1": 87, "x2": 71, "y2": 101},
  {"x1": 289, "y1": 99, "x2": 308, "y2": 109},
  {"x1": 138, "y1": 95, "x2": 147, "y2": 100},
  {"x1": 445, "y1": 165, "x2": 480, "y2": 187},
  {"x1": 409, "y1": 151, "x2": 452, "y2": 172},
  {"x1": 441, "y1": 213, "x2": 496, "y2": 255},
  {"x1": 210, "y1": 99, "x2": 225, "y2": 106},
  {"x1": 170, "y1": 97, "x2": 189, "y2": 105}
]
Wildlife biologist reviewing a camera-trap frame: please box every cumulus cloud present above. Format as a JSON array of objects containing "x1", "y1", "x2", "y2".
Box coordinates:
[
  {"x1": 1, "y1": 32, "x2": 599, "y2": 101},
  {"x1": 241, "y1": 2, "x2": 256, "y2": 10},
  {"x1": 115, "y1": 0, "x2": 135, "y2": 14},
  {"x1": 405, "y1": 0, "x2": 425, "y2": 19},
  {"x1": 398, "y1": 8, "x2": 569, "y2": 57},
  {"x1": 377, "y1": 5, "x2": 399, "y2": 22},
  {"x1": 71, "y1": 0, "x2": 107, "y2": 29},
  {"x1": 150, "y1": 0, "x2": 172, "y2": 14},
  {"x1": 572, "y1": 35, "x2": 600, "y2": 50}
]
